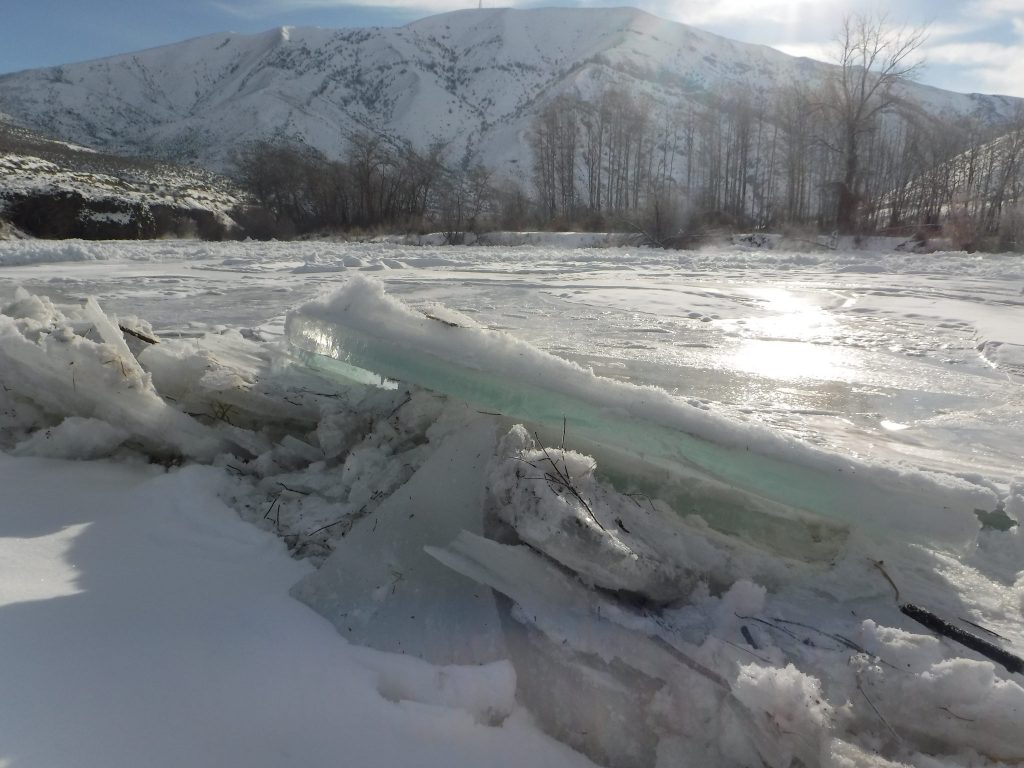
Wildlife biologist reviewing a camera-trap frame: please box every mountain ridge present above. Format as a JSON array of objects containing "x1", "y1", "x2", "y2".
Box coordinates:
[{"x1": 0, "y1": 7, "x2": 1021, "y2": 178}]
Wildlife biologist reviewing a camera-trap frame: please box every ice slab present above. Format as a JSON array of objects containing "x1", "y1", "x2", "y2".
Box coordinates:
[
  {"x1": 427, "y1": 531, "x2": 783, "y2": 768},
  {"x1": 426, "y1": 531, "x2": 682, "y2": 767},
  {"x1": 290, "y1": 418, "x2": 506, "y2": 665},
  {"x1": 287, "y1": 278, "x2": 994, "y2": 557}
]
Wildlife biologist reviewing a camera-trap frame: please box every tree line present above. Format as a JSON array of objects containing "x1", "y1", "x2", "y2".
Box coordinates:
[
  {"x1": 233, "y1": 14, "x2": 1024, "y2": 250},
  {"x1": 230, "y1": 134, "x2": 526, "y2": 241},
  {"x1": 526, "y1": 14, "x2": 1024, "y2": 248}
]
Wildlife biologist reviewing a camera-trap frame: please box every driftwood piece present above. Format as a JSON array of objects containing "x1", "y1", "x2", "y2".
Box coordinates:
[
  {"x1": 119, "y1": 324, "x2": 159, "y2": 345},
  {"x1": 900, "y1": 603, "x2": 1023, "y2": 675}
]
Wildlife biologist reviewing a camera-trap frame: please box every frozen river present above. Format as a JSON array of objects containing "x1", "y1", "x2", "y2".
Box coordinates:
[
  {"x1": 2, "y1": 237, "x2": 1023, "y2": 768},
  {"x1": 2, "y1": 239, "x2": 1020, "y2": 486}
]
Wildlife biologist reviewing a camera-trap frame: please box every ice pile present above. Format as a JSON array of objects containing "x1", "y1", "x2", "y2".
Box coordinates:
[
  {"x1": 287, "y1": 276, "x2": 1000, "y2": 557},
  {"x1": 281, "y1": 278, "x2": 1024, "y2": 766},
  {"x1": 3, "y1": 283, "x2": 1023, "y2": 768},
  {"x1": 291, "y1": 417, "x2": 508, "y2": 665},
  {"x1": 0, "y1": 288, "x2": 225, "y2": 459}
]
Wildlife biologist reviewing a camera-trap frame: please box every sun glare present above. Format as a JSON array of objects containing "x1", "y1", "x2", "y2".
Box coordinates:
[
  {"x1": 727, "y1": 288, "x2": 855, "y2": 383},
  {"x1": 0, "y1": 524, "x2": 89, "y2": 607}
]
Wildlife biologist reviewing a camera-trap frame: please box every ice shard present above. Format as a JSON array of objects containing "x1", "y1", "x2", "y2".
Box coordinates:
[
  {"x1": 289, "y1": 418, "x2": 506, "y2": 665},
  {"x1": 287, "y1": 277, "x2": 995, "y2": 559}
]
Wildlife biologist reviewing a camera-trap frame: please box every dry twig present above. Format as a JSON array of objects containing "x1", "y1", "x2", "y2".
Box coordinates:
[
  {"x1": 119, "y1": 324, "x2": 159, "y2": 345},
  {"x1": 533, "y1": 432, "x2": 606, "y2": 532},
  {"x1": 870, "y1": 559, "x2": 901, "y2": 602},
  {"x1": 857, "y1": 678, "x2": 903, "y2": 744}
]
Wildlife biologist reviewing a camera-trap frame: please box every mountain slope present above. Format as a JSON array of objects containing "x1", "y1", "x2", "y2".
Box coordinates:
[{"x1": 0, "y1": 7, "x2": 1020, "y2": 177}]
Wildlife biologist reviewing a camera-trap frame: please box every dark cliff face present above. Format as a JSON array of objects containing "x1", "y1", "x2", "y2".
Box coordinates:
[
  {"x1": 0, "y1": 118, "x2": 241, "y2": 240},
  {"x1": 5, "y1": 192, "x2": 144, "y2": 239},
  {"x1": 4, "y1": 192, "x2": 232, "y2": 240}
]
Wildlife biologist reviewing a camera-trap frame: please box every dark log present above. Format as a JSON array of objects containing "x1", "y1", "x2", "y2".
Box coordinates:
[{"x1": 900, "y1": 603, "x2": 1023, "y2": 675}]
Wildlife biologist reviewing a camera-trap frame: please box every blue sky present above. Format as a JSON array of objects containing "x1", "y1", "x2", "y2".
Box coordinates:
[{"x1": 2, "y1": 0, "x2": 1023, "y2": 97}]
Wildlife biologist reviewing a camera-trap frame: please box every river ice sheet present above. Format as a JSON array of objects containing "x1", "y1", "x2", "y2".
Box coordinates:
[
  {"x1": 1, "y1": 238, "x2": 1023, "y2": 767},
  {"x1": 1, "y1": 239, "x2": 1020, "y2": 484}
]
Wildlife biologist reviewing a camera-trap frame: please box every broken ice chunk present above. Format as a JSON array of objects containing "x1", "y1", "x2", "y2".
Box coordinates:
[
  {"x1": 0, "y1": 290, "x2": 225, "y2": 460},
  {"x1": 290, "y1": 418, "x2": 505, "y2": 665},
  {"x1": 490, "y1": 425, "x2": 697, "y2": 603}
]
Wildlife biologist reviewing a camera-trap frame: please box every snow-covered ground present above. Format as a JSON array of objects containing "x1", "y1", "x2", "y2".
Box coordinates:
[
  {"x1": 0, "y1": 239, "x2": 1022, "y2": 768},
  {"x1": 0, "y1": 151, "x2": 240, "y2": 216},
  {"x1": 0, "y1": 454, "x2": 590, "y2": 768}
]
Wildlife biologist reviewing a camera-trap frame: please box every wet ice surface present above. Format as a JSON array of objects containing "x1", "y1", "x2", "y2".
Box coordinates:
[{"x1": 1, "y1": 240, "x2": 1021, "y2": 484}]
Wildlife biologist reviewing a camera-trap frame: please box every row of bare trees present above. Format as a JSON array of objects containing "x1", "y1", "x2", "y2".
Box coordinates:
[
  {"x1": 232, "y1": 133, "x2": 534, "y2": 239},
  {"x1": 233, "y1": 136, "x2": 441, "y2": 236},
  {"x1": 526, "y1": 13, "x2": 1024, "y2": 246},
  {"x1": 230, "y1": 13, "x2": 1024, "y2": 249}
]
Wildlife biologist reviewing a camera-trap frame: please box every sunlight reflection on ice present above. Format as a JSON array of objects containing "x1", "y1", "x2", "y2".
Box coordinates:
[
  {"x1": 727, "y1": 288, "x2": 858, "y2": 383},
  {"x1": 730, "y1": 339, "x2": 857, "y2": 382},
  {"x1": 741, "y1": 287, "x2": 839, "y2": 342},
  {"x1": 881, "y1": 419, "x2": 911, "y2": 431}
]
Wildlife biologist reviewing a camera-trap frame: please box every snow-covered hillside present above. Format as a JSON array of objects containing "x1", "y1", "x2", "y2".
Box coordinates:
[
  {"x1": 0, "y1": 8, "x2": 1020, "y2": 176},
  {"x1": 0, "y1": 119, "x2": 241, "y2": 239}
]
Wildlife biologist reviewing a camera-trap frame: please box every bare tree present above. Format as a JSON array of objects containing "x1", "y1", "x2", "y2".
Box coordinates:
[
  {"x1": 436, "y1": 163, "x2": 494, "y2": 243},
  {"x1": 826, "y1": 12, "x2": 927, "y2": 233}
]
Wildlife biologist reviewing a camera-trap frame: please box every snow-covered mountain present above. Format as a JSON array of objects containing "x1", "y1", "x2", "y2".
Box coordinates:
[{"x1": 0, "y1": 7, "x2": 1021, "y2": 176}]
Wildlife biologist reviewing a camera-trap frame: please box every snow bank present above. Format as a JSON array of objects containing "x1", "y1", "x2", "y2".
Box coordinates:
[
  {"x1": 12, "y1": 416, "x2": 129, "y2": 459},
  {"x1": 855, "y1": 654, "x2": 1024, "y2": 762},
  {"x1": 376, "y1": 231, "x2": 634, "y2": 249},
  {"x1": 474, "y1": 231, "x2": 633, "y2": 248},
  {"x1": 0, "y1": 239, "x2": 113, "y2": 265},
  {"x1": 733, "y1": 663, "x2": 833, "y2": 766},
  {"x1": 0, "y1": 453, "x2": 593, "y2": 768}
]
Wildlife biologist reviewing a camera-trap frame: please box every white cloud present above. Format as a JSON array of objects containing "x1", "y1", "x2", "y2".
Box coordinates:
[
  {"x1": 771, "y1": 41, "x2": 832, "y2": 63},
  {"x1": 652, "y1": 0, "x2": 842, "y2": 27},
  {"x1": 926, "y1": 40, "x2": 1024, "y2": 96},
  {"x1": 212, "y1": 0, "x2": 484, "y2": 19},
  {"x1": 660, "y1": 0, "x2": 1023, "y2": 97},
  {"x1": 967, "y1": 0, "x2": 1024, "y2": 17},
  {"x1": 924, "y1": 3, "x2": 1024, "y2": 96},
  {"x1": 924, "y1": 20, "x2": 987, "y2": 43}
]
